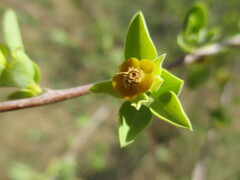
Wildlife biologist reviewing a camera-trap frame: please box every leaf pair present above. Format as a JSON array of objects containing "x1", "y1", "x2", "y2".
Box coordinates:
[{"x1": 0, "y1": 10, "x2": 42, "y2": 99}]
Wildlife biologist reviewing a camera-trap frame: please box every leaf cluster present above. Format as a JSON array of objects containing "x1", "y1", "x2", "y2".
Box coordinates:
[
  {"x1": 0, "y1": 10, "x2": 42, "y2": 99},
  {"x1": 91, "y1": 12, "x2": 192, "y2": 147},
  {"x1": 177, "y1": 3, "x2": 218, "y2": 53}
]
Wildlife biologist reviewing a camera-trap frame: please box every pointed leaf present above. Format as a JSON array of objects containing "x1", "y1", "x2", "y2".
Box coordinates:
[
  {"x1": 10, "y1": 51, "x2": 36, "y2": 88},
  {"x1": 119, "y1": 101, "x2": 152, "y2": 147},
  {"x1": 131, "y1": 93, "x2": 149, "y2": 110},
  {"x1": 90, "y1": 80, "x2": 120, "y2": 98},
  {"x1": 152, "y1": 69, "x2": 183, "y2": 97},
  {"x1": 150, "y1": 54, "x2": 166, "y2": 93},
  {"x1": 3, "y1": 9, "x2": 24, "y2": 52},
  {"x1": 124, "y1": 12, "x2": 157, "y2": 60},
  {"x1": 153, "y1": 54, "x2": 166, "y2": 76},
  {"x1": 150, "y1": 91, "x2": 192, "y2": 130}
]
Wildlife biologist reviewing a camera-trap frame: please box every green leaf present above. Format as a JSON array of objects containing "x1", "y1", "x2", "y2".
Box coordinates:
[
  {"x1": 0, "y1": 50, "x2": 7, "y2": 66},
  {"x1": 0, "y1": 50, "x2": 7, "y2": 77},
  {"x1": 32, "y1": 61, "x2": 41, "y2": 83},
  {"x1": 183, "y1": 3, "x2": 206, "y2": 35},
  {"x1": 148, "y1": 55, "x2": 166, "y2": 93},
  {"x1": 149, "y1": 76, "x2": 163, "y2": 93},
  {"x1": 0, "y1": 44, "x2": 11, "y2": 60},
  {"x1": 178, "y1": 3, "x2": 209, "y2": 52},
  {"x1": 10, "y1": 51, "x2": 36, "y2": 88},
  {"x1": 119, "y1": 101, "x2": 152, "y2": 147},
  {"x1": 152, "y1": 69, "x2": 183, "y2": 97},
  {"x1": 199, "y1": 28, "x2": 218, "y2": 45},
  {"x1": 150, "y1": 91, "x2": 192, "y2": 130},
  {"x1": 8, "y1": 89, "x2": 36, "y2": 100},
  {"x1": 153, "y1": 54, "x2": 166, "y2": 76},
  {"x1": 131, "y1": 93, "x2": 149, "y2": 110},
  {"x1": 3, "y1": 9, "x2": 24, "y2": 52},
  {"x1": 0, "y1": 51, "x2": 42, "y2": 93},
  {"x1": 177, "y1": 34, "x2": 194, "y2": 53},
  {"x1": 0, "y1": 65, "x2": 5, "y2": 77},
  {"x1": 124, "y1": 12, "x2": 157, "y2": 60},
  {"x1": 0, "y1": 68, "x2": 14, "y2": 86},
  {"x1": 90, "y1": 80, "x2": 120, "y2": 98}
]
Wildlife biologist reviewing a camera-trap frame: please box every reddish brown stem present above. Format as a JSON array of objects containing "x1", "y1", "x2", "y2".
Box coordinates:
[
  {"x1": 0, "y1": 34, "x2": 239, "y2": 112},
  {"x1": 0, "y1": 84, "x2": 93, "y2": 112},
  {"x1": 166, "y1": 34, "x2": 240, "y2": 69}
]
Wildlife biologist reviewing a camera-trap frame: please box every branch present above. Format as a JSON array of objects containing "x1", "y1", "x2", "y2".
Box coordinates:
[
  {"x1": 0, "y1": 34, "x2": 239, "y2": 112},
  {"x1": 0, "y1": 84, "x2": 93, "y2": 112},
  {"x1": 166, "y1": 34, "x2": 240, "y2": 69}
]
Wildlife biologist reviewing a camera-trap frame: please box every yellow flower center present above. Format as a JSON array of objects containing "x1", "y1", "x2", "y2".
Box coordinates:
[
  {"x1": 118, "y1": 67, "x2": 142, "y2": 89},
  {"x1": 112, "y1": 58, "x2": 154, "y2": 100}
]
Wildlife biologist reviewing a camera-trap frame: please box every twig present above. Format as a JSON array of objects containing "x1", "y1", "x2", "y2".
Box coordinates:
[
  {"x1": 166, "y1": 34, "x2": 240, "y2": 69},
  {"x1": 0, "y1": 34, "x2": 239, "y2": 112},
  {"x1": 0, "y1": 84, "x2": 93, "y2": 112}
]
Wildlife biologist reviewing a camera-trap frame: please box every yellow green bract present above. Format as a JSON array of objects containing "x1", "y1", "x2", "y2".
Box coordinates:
[{"x1": 112, "y1": 58, "x2": 154, "y2": 100}]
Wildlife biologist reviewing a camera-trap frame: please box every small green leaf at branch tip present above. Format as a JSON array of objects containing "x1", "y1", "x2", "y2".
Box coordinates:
[
  {"x1": 119, "y1": 101, "x2": 152, "y2": 147},
  {"x1": 124, "y1": 12, "x2": 157, "y2": 60},
  {"x1": 183, "y1": 2, "x2": 207, "y2": 33},
  {"x1": 3, "y1": 9, "x2": 24, "y2": 52},
  {"x1": 150, "y1": 91, "x2": 192, "y2": 131},
  {"x1": 178, "y1": 2, "x2": 215, "y2": 52},
  {"x1": 131, "y1": 93, "x2": 149, "y2": 110},
  {"x1": 90, "y1": 80, "x2": 120, "y2": 98}
]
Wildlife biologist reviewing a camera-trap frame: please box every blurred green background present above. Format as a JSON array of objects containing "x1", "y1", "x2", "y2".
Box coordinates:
[{"x1": 0, "y1": 0, "x2": 239, "y2": 179}]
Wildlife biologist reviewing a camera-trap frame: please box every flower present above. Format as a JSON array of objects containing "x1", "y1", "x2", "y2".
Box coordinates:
[{"x1": 112, "y1": 58, "x2": 154, "y2": 100}]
